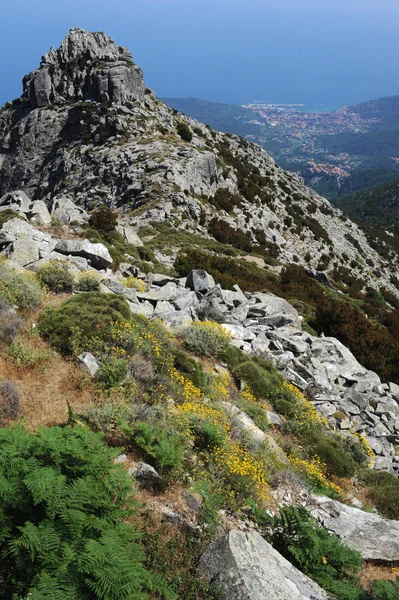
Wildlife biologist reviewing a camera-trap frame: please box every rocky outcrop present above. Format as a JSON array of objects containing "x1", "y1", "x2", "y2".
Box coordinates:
[
  {"x1": 0, "y1": 191, "x2": 51, "y2": 225},
  {"x1": 0, "y1": 218, "x2": 111, "y2": 269},
  {"x1": 22, "y1": 28, "x2": 145, "y2": 108},
  {"x1": 51, "y1": 197, "x2": 89, "y2": 225},
  {"x1": 307, "y1": 495, "x2": 399, "y2": 563},
  {"x1": 199, "y1": 530, "x2": 330, "y2": 600}
]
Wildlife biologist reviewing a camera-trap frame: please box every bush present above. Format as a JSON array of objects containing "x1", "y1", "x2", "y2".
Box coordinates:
[
  {"x1": 301, "y1": 428, "x2": 358, "y2": 478},
  {"x1": 89, "y1": 205, "x2": 118, "y2": 232},
  {"x1": 75, "y1": 270, "x2": 101, "y2": 291},
  {"x1": 232, "y1": 359, "x2": 283, "y2": 402},
  {"x1": 95, "y1": 357, "x2": 129, "y2": 389},
  {"x1": 0, "y1": 424, "x2": 173, "y2": 599},
  {"x1": 0, "y1": 299, "x2": 22, "y2": 345},
  {"x1": 360, "y1": 470, "x2": 399, "y2": 520},
  {"x1": 38, "y1": 292, "x2": 131, "y2": 354},
  {"x1": 122, "y1": 420, "x2": 185, "y2": 475},
  {"x1": 125, "y1": 276, "x2": 146, "y2": 292},
  {"x1": 0, "y1": 261, "x2": 42, "y2": 308},
  {"x1": 0, "y1": 208, "x2": 21, "y2": 227},
  {"x1": 36, "y1": 259, "x2": 74, "y2": 293},
  {"x1": 0, "y1": 380, "x2": 20, "y2": 423},
  {"x1": 173, "y1": 348, "x2": 207, "y2": 390},
  {"x1": 177, "y1": 121, "x2": 193, "y2": 142},
  {"x1": 182, "y1": 321, "x2": 232, "y2": 357}
]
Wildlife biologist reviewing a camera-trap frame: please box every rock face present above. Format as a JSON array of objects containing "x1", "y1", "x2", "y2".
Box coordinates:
[
  {"x1": 22, "y1": 28, "x2": 145, "y2": 108},
  {"x1": 307, "y1": 495, "x2": 399, "y2": 563},
  {"x1": 200, "y1": 530, "x2": 329, "y2": 600}
]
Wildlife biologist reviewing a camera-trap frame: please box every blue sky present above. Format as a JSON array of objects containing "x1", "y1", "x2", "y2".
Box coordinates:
[{"x1": 1, "y1": 0, "x2": 399, "y2": 107}]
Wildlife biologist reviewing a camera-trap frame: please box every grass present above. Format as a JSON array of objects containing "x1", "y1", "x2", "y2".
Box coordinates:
[{"x1": 0, "y1": 294, "x2": 96, "y2": 426}]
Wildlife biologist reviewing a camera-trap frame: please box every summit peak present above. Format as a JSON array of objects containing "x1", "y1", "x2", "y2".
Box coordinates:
[{"x1": 22, "y1": 28, "x2": 145, "y2": 107}]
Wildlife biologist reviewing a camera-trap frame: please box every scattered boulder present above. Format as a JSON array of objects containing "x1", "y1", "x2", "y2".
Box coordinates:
[
  {"x1": 128, "y1": 461, "x2": 162, "y2": 490},
  {"x1": 51, "y1": 197, "x2": 89, "y2": 225},
  {"x1": 55, "y1": 239, "x2": 112, "y2": 269},
  {"x1": 307, "y1": 495, "x2": 399, "y2": 563},
  {"x1": 199, "y1": 530, "x2": 330, "y2": 600},
  {"x1": 186, "y1": 269, "x2": 215, "y2": 294},
  {"x1": 116, "y1": 222, "x2": 143, "y2": 246},
  {"x1": 77, "y1": 352, "x2": 100, "y2": 376}
]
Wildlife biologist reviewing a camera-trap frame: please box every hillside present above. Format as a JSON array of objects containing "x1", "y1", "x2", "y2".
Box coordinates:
[
  {"x1": 336, "y1": 179, "x2": 399, "y2": 229},
  {"x1": 1, "y1": 28, "x2": 399, "y2": 600},
  {"x1": 164, "y1": 95, "x2": 399, "y2": 202}
]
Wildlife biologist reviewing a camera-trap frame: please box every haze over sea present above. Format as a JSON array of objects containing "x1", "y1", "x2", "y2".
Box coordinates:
[{"x1": 0, "y1": 0, "x2": 398, "y2": 109}]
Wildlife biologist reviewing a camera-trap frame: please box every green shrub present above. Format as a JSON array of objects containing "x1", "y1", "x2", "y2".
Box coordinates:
[
  {"x1": 177, "y1": 121, "x2": 193, "y2": 142},
  {"x1": 173, "y1": 348, "x2": 207, "y2": 390},
  {"x1": 122, "y1": 420, "x2": 185, "y2": 475},
  {"x1": 301, "y1": 428, "x2": 358, "y2": 478},
  {"x1": 38, "y1": 292, "x2": 131, "y2": 354},
  {"x1": 182, "y1": 321, "x2": 232, "y2": 357},
  {"x1": 232, "y1": 359, "x2": 282, "y2": 402},
  {"x1": 36, "y1": 259, "x2": 74, "y2": 293},
  {"x1": 95, "y1": 357, "x2": 129, "y2": 389},
  {"x1": 6, "y1": 340, "x2": 52, "y2": 368},
  {"x1": 0, "y1": 424, "x2": 173, "y2": 599},
  {"x1": 237, "y1": 400, "x2": 269, "y2": 432},
  {"x1": 75, "y1": 270, "x2": 101, "y2": 291},
  {"x1": 0, "y1": 261, "x2": 42, "y2": 308},
  {"x1": 372, "y1": 578, "x2": 399, "y2": 600},
  {"x1": 359, "y1": 470, "x2": 399, "y2": 520}
]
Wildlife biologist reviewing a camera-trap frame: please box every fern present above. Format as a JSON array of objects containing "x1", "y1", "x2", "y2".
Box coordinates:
[{"x1": 0, "y1": 424, "x2": 174, "y2": 599}]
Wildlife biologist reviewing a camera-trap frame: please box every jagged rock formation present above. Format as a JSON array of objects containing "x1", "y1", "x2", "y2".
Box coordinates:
[
  {"x1": 1, "y1": 29, "x2": 399, "y2": 297},
  {"x1": 23, "y1": 28, "x2": 145, "y2": 108}
]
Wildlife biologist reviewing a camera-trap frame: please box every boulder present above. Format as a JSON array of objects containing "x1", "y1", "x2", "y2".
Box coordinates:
[
  {"x1": 128, "y1": 461, "x2": 162, "y2": 490},
  {"x1": 186, "y1": 269, "x2": 215, "y2": 294},
  {"x1": 307, "y1": 495, "x2": 399, "y2": 562},
  {"x1": 199, "y1": 530, "x2": 329, "y2": 600},
  {"x1": 51, "y1": 197, "x2": 89, "y2": 225},
  {"x1": 116, "y1": 222, "x2": 143, "y2": 246},
  {"x1": 55, "y1": 239, "x2": 112, "y2": 269},
  {"x1": 251, "y1": 293, "x2": 301, "y2": 328},
  {"x1": 77, "y1": 352, "x2": 100, "y2": 376}
]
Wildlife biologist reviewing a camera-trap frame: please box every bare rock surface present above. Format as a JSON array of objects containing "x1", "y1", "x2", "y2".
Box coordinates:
[
  {"x1": 307, "y1": 495, "x2": 399, "y2": 563},
  {"x1": 200, "y1": 530, "x2": 330, "y2": 600}
]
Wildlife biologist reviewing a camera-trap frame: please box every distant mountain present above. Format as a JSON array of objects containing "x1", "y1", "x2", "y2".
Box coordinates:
[{"x1": 337, "y1": 179, "x2": 399, "y2": 229}]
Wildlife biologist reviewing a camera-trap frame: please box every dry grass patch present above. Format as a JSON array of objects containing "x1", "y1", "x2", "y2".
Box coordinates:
[
  {"x1": 358, "y1": 562, "x2": 399, "y2": 590},
  {"x1": 0, "y1": 293, "x2": 96, "y2": 427}
]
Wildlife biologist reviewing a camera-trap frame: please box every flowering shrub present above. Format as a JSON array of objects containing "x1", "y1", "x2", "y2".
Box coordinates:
[
  {"x1": 75, "y1": 270, "x2": 101, "y2": 292},
  {"x1": 110, "y1": 316, "x2": 173, "y2": 371},
  {"x1": 0, "y1": 262, "x2": 42, "y2": 308},
  {"x1": 124, "y1": 276, "x2": 146, "y2": 292},
  {"x1": 182, "y1": 321, "x2": 232, "y2": 357},
  {"x1": 289, "y1": 456, "x2": 343, "y2": 498},
  {"x1": 212, "y1": 441, "x2": 270, "y2": 503},
  {"x1": 36, "y1": 260, "x2": 74, "y2": 293}
]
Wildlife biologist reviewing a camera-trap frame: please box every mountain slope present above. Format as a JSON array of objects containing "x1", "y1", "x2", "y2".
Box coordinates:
[
  {"x1": 337, "y1": 179, "x2": 399, "y2": 229},
  {"x1": 1, "y1": 29, "x2": 399, "y2": 302}
]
